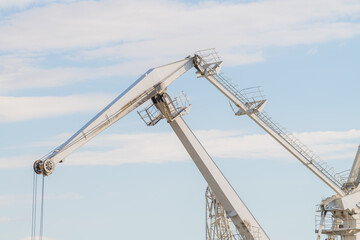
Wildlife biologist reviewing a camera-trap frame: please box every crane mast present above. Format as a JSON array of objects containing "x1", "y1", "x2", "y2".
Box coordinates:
[{"x1": 139, "y1": 92, "x2": 269, "y2": 240}]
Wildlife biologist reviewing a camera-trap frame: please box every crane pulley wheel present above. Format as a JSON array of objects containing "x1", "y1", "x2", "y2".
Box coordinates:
[
  {"x1": 33, "y1": 160, "x2": 43, "y2": 175},
  {"x1": 33, "y1": 159, "x2": 55, "y2": 176}
]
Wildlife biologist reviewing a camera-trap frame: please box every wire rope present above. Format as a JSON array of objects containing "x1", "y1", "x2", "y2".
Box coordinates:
[
  {"x1": 39, "y1": 175, "x2": 45, "y2": 240},
  {"x1": 31, "y1": 172, "x2": 38, "y2": 240}
]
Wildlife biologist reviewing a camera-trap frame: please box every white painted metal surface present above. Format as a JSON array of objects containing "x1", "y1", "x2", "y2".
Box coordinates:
[
  {"x1": 193, "y1": 49, "x2": 360, "y2": 240},
  {"x1": 169, "y1": 115, "x2": 268, "y2": 240},
  {"x1": 34, "y1": 52, "x2": 270, "y2": 240},
  {"x1": 193, "y1": 51, "x2": 346, "y2": 197},
  {"x1": 150, "y1": 92, "x2": 269, "y2": 240},
  {"x1": 35, "y1": 57, "x2": 194, "y2": 175},
  {"x1": 348, "y1": 146, "x2": 360, "y2": 188},
  {"x1": 33, "y1": 49, "x2": 359, "y2": 240}
]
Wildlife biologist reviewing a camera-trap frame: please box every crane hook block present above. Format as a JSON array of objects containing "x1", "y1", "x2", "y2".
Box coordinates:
[{"x1": 33, "y1": 159, "x2": 55, "y2": 176}]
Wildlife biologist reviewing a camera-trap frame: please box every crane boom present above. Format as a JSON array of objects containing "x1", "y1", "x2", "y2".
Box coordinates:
[
  {"x1": 193, "y1": 50, "x2": 346, "y2": 197},
  {"x1": 34, "y1": 57, "x2": 194, "y2": 175},
  {"x1": 148, "y1": 92, "x2": 269, "y2": 240}
]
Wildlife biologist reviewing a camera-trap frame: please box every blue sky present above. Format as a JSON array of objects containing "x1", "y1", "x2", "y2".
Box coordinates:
[{"x1": 1, "y1": 0, "x2": 360, "y2": 239}]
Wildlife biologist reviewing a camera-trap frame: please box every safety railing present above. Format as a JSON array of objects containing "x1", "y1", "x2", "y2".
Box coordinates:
[
  {"x1": 256, "y1": 111, "x2": 348, "y2": 190},
  {"x1": 138, "y1": 92, "x2": 190, "y2": 126},
  {"x1": 195, "y1": 48, "x2": 222, "y2": 66},
  {"x1": 315, "y1": 213, "x2": 360, "y2": 233},
  {"x1": 240, "y1": 87, "x2": 265, "y2": 104},
  {"x1": 137, "y1": 102, "x2": 163, "y2": 126},
  {"x1": 195, "y1": 49, "x2": 348, "y2": 193}
]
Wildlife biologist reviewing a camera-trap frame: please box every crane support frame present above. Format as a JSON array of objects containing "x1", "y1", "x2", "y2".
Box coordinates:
[
  {"x1": 206, "y1": 186, "x2": 242, "y2": 240},
  {"x1": 169, "y1": 116, "x2": 268, "y2": 240}
]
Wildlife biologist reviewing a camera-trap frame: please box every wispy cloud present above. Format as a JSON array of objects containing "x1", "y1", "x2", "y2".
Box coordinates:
[
  {"x1": 1, "y1": 0, "x2": 360, "y2": 92},
  {"x1": 0, "y1": 94, "x2": 113, "y2": 122},
  {"x1": 306, "y1": 47, "x2": 318, "y2": 55},
  {"x1": 50, "y1": 192, "x2": 82, "y2": 200},
  {"x1": 1, "y1": 0, "x2": 360, "y2": 52},
  {"x1": 22, "y1": 236, "x2": 58, "y2": 240},
  {"x1": 0, "y1": 217, "x2": 16, "y2": 223},
  {"x1": 0, "y1": 0, "x2": 57, "y2": 10},
  {"x1": 0, "y1": 194, "x2": 28, "y2": 206},
  {"x1": 0, "y1": 54, "x2": 95, "y2": 92},
  {"x1": 63, "y1": 129, "x2": 360, "y2": 165},
  {"x1": 14, "y1": 128, "x2": 360, "y2": 165},
  {"x1": 0, "y1": 53, "x2": 178, "y2": 93},
  {"x1": 0, "y1": 156, "x2": 32, "y2": 169},
  {"x1": 2, "y1": 129, "x2": 359, "y2": 169},
  {"x1": 0, "y1": 192, "x2": 83, "y2": 207},
  {"x1": 1, "y1": 129, "x2": 359, "y2": 169}
]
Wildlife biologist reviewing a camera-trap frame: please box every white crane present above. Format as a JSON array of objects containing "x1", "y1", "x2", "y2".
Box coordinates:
[
  {"x1": 192, "y1": 49, "x2": 360, "y2": 240},
  {"x1": 33, "y1": 48, "x2": 358, "y2": 240},
  {"x1": 33, "y1": 50, "x2": 269, "y2": 240}
]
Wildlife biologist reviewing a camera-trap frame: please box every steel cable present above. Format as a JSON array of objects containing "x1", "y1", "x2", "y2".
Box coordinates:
[
  {"x1": 31, "y1": 172, "x2": 37, "y2": 240},
  {"x1": 39, "y1": 175, "x2": 45, "y2": 240},
  {"x1": 31, "y1": 173, "x2": 46, "y2": 240}
]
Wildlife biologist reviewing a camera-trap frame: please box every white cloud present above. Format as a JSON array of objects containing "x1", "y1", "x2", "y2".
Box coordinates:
[
  {"x1": 0, "y1": 94, "x2": 113, "y2": 122},
  {"x1": 22, "y1": 236, "x2": 58, "y2": 240},
  {"x1": 50, "y1": 192, "x2": 82, "y2": 200},
  {"x1": 0, "y1": 0, "x2": 80, "y2": 11},
  {"x1": 1, "y1": 0, "x2": 360, "y2": 92},
  {"x1": 1, "y1": 0, "x2": 360, "y2": 52},
  {"x1": 0, "y1": 0, "x2": 50, "y2": 10},
  {"x1": 0, "y1": 194, "x2": 28, "y2": 206},
  {"x1": 0, "y1": 54, "x2": 176, "y2": 92},
  {"x1": 0, "y1": 217, "x2": 15, "y2": 223},
  {"x1": 0, "y1": 193, "x2": 82, "y2": 208},
  {"x1": 1, "y1": 129, "x2": 359, "y2": 169},
  {"x1": 62, "y1": 129, "x2": 360, "y2": 166},
  {"x1": 294, "y1": 130, "x2": 360, "y2": 144},
  {"x1": 306, "y1": 47, "x2": 318, "y2": 55},
  {"x1": 0, "y1": 156, "x2": 31, "y2": 169}
]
